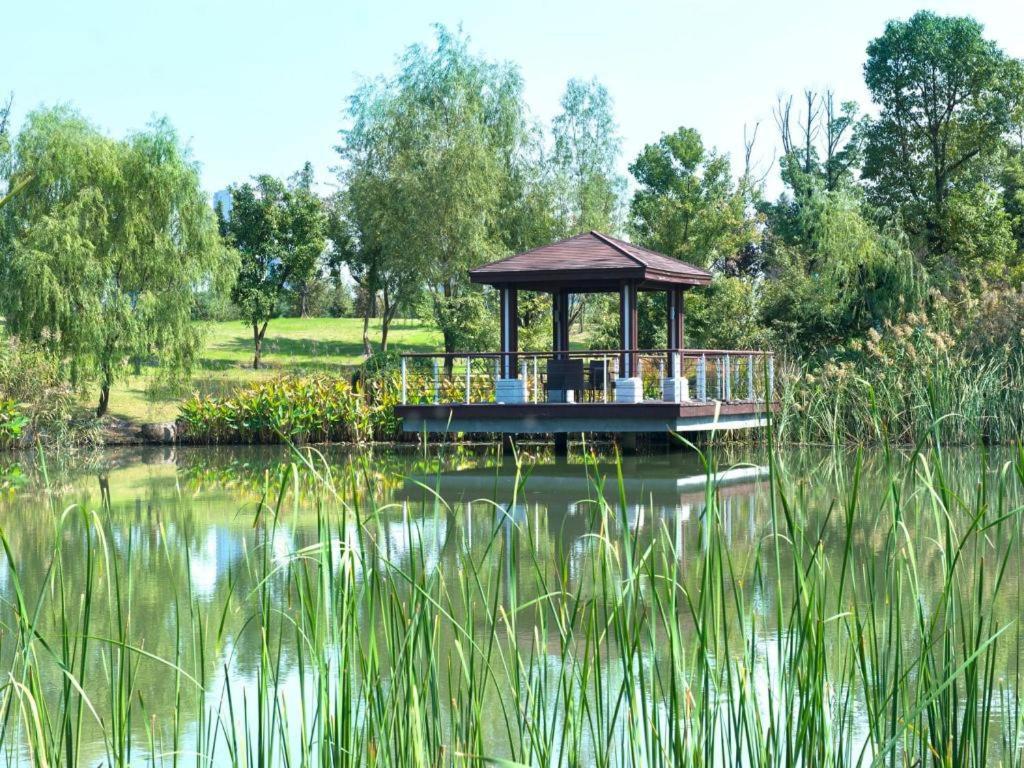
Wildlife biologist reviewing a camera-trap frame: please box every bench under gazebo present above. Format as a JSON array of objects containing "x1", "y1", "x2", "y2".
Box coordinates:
[{"x1": 394, "y1": 231, "x2": 775, "y2": 443}]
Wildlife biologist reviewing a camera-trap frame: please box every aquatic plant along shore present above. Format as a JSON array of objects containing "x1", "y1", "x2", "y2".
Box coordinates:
[{"x1": 0, "y1": 436, "x2": 1022, "y2": 765}]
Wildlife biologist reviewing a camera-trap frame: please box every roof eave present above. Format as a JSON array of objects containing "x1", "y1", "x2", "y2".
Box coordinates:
[
  {"x1": 469, "y1": 266, "x2": 646, "y2": 287},
  {"x1": 640, "y1": 268, "x2": 712, "y2": 287}
]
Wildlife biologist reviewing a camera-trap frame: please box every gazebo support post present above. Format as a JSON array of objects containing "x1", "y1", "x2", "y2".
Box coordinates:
[
  {"x1": 547, "y1": 288, "x2": 574, "y2": 403},
  {"x1": 495, "y1": 287, "x2": 527, "y2": 404},
  {"x1": 614, "y1": 282, "x2": 643, "y2": 404},
  {"x1": 662, "y1": 288, "x2": 689, "y2": 402},
  {"x1": 552, "y1": 288, "x2": 570, "y2": 359}
]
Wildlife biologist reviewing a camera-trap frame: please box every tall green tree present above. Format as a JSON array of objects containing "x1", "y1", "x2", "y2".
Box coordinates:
[
  {"x1": 862, "y1": 11, "x2": 1024, "y2": 285},
  {"x1": 774, "y1": 89, "x2": 863, "y2": 201},
  {"x1": 495, "y1": 131, "x2": 568, "y2": 350},
  {"x1": 225, "y1": 168, "x2": 327, "y2": 368},
  {"x1": 285, "y1": 162, "x2": 324, "y2": 318},
  {"x1": 1003, "y1": 134, "x2": 1024, "y2": 273},
  {"x1": 629, "y1": 126, "x2": 758, "y2": 270},
  {"x1": 0, "y1": 107, "x2": 231, "y2": 415},
  {"x1": 0, "y1": 94, "x2": 25, "y2": 210},
  {"x1": 337, "y1": 26, "x2": 525, "y2": 364},
  {"x1": 334, "y1": 145, "x2": 424, "y2": 355},
  {"x1": 760, "y1": 190, "x2": 921, "y2": 352},
  {"x1": 552, "y1": 77, "x2": 625, "y2": 233}
]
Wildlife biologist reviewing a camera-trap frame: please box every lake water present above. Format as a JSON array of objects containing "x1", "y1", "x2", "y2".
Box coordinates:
[{"x1": 0, "y1": 443, "x2": 1021, "y2": 765}]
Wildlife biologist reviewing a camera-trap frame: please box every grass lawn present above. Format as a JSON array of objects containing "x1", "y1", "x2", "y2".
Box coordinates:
[{"x1": 103, "y1": 317, "x2": 442, "y2": 423}]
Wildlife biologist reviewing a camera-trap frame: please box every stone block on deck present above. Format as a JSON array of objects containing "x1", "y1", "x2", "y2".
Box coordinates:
[
  {"x1": 495, "y1": 378, "x2": 528, "y2": 404},
  {"x1": 614, "y1": 377, "x2": 644, "y2": 404}
]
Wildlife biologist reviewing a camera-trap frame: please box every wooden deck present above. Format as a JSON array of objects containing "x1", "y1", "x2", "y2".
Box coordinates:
[{"x1": 395, "y1": 399, "x2": 776, "y2": 434}]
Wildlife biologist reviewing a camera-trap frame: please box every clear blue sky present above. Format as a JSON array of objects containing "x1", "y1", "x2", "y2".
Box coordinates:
[{"x1": 6, "y1": 0, "x2": 1022, "y2": 198}]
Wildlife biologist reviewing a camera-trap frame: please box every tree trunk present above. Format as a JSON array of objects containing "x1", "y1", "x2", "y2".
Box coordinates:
[
  {"x1": 96, "y1": 383, "x2": 110, "y2": 417},
  {"x1": 439, "y1": 285, "x2": 455, "y2": 377},
  {"x1": 252, "y1": 322, "x2": 267, "y2": 370},
  {"x1": 362, "y1": 312, "x2": 372, "y2": 357},
  {"x1": 380, "y1": 287, "x2": 396, "y2": 353},
  {"x1": 443, "y1": 327, "x2": 455, "y2": 377}
]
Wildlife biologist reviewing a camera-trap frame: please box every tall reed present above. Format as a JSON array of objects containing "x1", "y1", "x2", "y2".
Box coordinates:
[{"x1": 0, "y1": 435, "x2": 1021, "y2": 766}]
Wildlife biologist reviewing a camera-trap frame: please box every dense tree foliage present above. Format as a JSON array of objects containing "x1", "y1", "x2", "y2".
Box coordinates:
[
  {"x1": 4, "y1": 11, "x2": 1024, "y2": 434},
  {"x1": 0, "y1": 107, "x2": 232, "y2": 415},
  {"x1": 224, "y1": 168, "x2": 327, "y2": 369},
  {"x1": 629, "y1": 126, "x2": 757, "y2": 270},
  {"x1": 552, "y1": 78, "x2": 625, "y2": 234},
  {"x1": 862, "y1": 11, "x2": 1024, "y2": 287},
  {"x1": 760, "y1": 191, "x2": 922, "y2": 350},
  {"x1": 336, "y1": 27, "x2": 526, "y2": 364}
]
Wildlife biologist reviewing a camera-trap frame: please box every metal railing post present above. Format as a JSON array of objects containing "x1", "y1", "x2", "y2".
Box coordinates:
[
  {"x1": 465, "y1": 356, "x2": 472, "y2": 403},
  {"x1": 602, "y1": 355, "x2": 608, "y2": 402},
  {"x1": 433, "y1": 359, "x2": 440, "y2": 404},
  {"x1": 724, "y1": 354, "x2": 731, "y2": 401},
  {"x1": 747, "y1": 354, "x2": 754, "y2": 401},
  {"x1": 533, "y1": 356, "x2": 538, "y2": 403},
  {"x1": 401, "y1": 357, "x2": 407, "y2": 405},
  {"x1": 768, "y1": 356, "x2": 775, "y2": 401},
  {"x1": 698, "y1": 354, "x2": 707, "y2": 401}
]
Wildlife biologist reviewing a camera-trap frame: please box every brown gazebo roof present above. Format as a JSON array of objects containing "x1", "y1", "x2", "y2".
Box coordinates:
[{"x1": 469, "y1": 231, "x2": 712, "y2": 291}]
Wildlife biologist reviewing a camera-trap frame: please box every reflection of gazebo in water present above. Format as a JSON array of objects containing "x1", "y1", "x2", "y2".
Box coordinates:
[
  {"x1": 395, "y1": 460, "x2": 767, "y2": 560},
  {"x1": 395, "y1": 460, "x2": 767, "y2": 512},
  {"x1": 395, "y1": 231, "x2": 776, "y2": 449}
]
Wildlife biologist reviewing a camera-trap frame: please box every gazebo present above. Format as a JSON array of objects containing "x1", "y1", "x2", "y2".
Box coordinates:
[
  {"x1": 394, "y1": 231, "x2": 775, "y2": 443},
  {"x1": 469, "y1": 230, "x2": 710, "y2": 404}
]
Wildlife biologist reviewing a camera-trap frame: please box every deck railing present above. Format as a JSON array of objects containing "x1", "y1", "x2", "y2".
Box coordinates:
[{"x1": 397, "y1": 349, "x2": 774, "y2": 406}]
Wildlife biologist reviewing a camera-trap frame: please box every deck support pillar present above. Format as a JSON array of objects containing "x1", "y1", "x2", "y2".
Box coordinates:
[
  {"x1": 617, "y1": 432, "x2": 638, "y2": 455},
  {"x1": 552, "y1": 288, "x2": 570, "y2": 359},
  {"x1": 666, "y1": 288, "x2": 685, "y2": 376},
  {"x1": 554, "y1": 433, "x2": 568, "y2": 456},
  {"x1": 500, "y1": 287, "x2": 519, "y2": 378},
  {"x1": 619, "y1": 282, "x2": 638, "y2": 377}
]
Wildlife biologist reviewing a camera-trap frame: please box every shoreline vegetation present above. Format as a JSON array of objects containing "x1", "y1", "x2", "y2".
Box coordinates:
[
  {"x1": 1, "y1": 433, "x2": 1023, "y2": 764},
  {"x1": 3, "y1": 8, "x2": 1024, "y2": 765},
  {"x1": 2, "y1": 312, "x2": 1023, "y2": 453},
  {"x1": 4, "y1": 14, "x2": 1024, "y2": 453}
]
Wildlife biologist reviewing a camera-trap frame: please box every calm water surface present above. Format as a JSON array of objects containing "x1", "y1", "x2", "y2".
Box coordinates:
[{"x1": 0, "y1": 443, "x2": 1021, "y2": 764}]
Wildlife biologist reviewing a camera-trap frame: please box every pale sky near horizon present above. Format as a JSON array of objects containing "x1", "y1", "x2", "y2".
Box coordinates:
[{"x1": 5, "y1": 0, "x2": 1023, "y2": 200}]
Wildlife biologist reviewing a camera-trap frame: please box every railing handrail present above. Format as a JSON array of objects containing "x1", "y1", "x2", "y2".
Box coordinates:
[
  {"x1": 398, "y1": 346, "x2": 775, "y2": 406},
  {"x1": 398, "y1": 347, "x2": 773, "y2": 359}
]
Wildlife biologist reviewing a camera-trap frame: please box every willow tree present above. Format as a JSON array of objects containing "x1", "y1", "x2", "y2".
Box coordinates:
[
  {"x1": 552, "y1": 77, "x2": 625, "y2": 234},
  {"x1": 0, "y1": 107, "x2": 232, "y2": 416},
  {"x1": 338, "y1": 27, "x2": 527, "y2": 364}
]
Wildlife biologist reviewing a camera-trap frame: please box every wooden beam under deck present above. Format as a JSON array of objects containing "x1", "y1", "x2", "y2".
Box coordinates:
[{"x1": 395, "y1": 400, "x2": 777, "y2": 435}]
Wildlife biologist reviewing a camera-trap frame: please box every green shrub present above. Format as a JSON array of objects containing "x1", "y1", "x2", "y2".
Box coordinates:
[
  {"x1": 178, "y1": 374, "x2": 402, "y2": 445},
  {"x1": 0, "y1": 335, "x2": 81, "y2": 447},
  {"x1": 0, "y1": 400, "x2": 29, "y2": 449}
]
